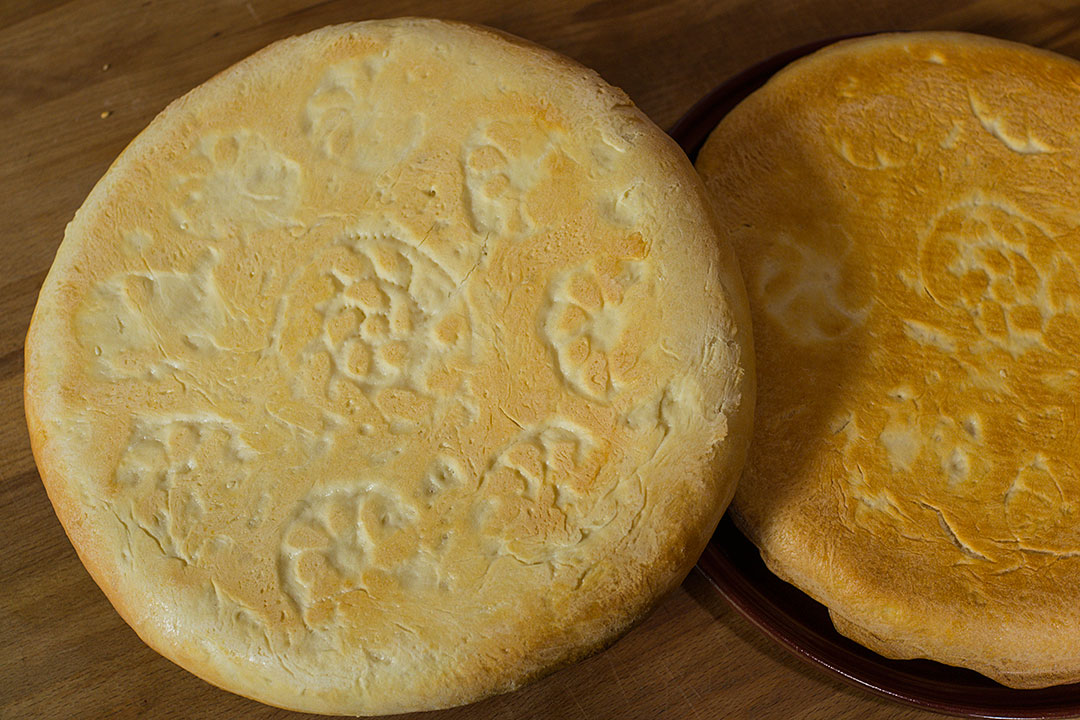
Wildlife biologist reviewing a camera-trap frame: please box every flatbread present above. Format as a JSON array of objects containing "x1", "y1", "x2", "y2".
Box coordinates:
[
  {"x1": 24, "y1": 18, "x2": 752, "y2": 714},
  {"x1": 697, "y1": 31, "x2": 1080, "y2": 688}
]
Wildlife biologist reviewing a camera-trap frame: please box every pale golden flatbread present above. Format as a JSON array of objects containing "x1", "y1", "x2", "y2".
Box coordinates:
[
  {"x1": 698, "y1": 31, "x2": 1080, "y2": 688},
  {"x1": 24, "y1": 18, "x2": 752, "y2": 714}
]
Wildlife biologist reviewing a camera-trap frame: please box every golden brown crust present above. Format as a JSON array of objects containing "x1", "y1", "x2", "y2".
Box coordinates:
[
  {"x1": 24, "y1": 18, "x2": 752, "y2": 714},
  {"x1": 699, "y1": 31, "x2": 1080, "y2": 688}
]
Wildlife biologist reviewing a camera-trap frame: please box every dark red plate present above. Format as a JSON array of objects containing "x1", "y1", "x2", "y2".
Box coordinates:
[{"x1": 675, "y1": 37, "x2": 1080, "y2": 720}]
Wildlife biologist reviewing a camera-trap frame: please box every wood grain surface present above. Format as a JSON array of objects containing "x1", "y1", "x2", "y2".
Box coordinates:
[{"x1": 4, "y1": 1, "x2": 1080, "y2": 718}]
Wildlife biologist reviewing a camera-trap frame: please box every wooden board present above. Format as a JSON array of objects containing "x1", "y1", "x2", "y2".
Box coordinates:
[{"x1": 4, "y1": 1, "x2": 1080, "y2": 718}]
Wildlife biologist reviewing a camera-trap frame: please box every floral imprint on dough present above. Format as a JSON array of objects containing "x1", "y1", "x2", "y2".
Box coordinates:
[
  {"x1": 303, "y1": 58, "x2": 425, "y2": 175},
  {"x1": 477, "y1": 420, "x2": 616, "y2": 564},
  {"x1": 461, "y1": 117, "x2": 560, "y2": 240},
  {"x1": 275, "y1": 227, "x2": 472, "y2": 430},
  {"x1": 753, "y1": 229, "x2": 870, "y2": 344},
  {"x1": 75, "y1": 251, "x2": 226, "y2": 380},
  {"x1": 541, "y1": 233, "x2": 650, "y2": 401},
  {"x1": 170, "y1": 130, "x2": 302, "y2": 239},
  {"x1": 278, "y1": 481, "x2": 429, "y2": 626},
  {"x1": 1003, "y1": 453, "x2": 1080, "y2": 556},
  {"x1": 112, "y1": 415, "x2": 257, "y2": 566},
  {"x1": 918, "y1": 194, "x2": 1080, "y2": 355}
]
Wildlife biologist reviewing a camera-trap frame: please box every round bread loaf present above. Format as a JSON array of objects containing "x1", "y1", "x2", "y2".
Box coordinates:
[
  {"x1": 24, "y1": 18, "x2": 752, "y2": 715},
  {"x1": 697, "y1": 31, "x2": 1080, "y2": 688}
]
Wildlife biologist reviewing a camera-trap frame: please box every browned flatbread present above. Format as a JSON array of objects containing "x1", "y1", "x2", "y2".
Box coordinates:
[
  {"x1": 24, "y1": 18, "x2": 753, "y2": 715},
  {"x1": 697, "y1": 31, "x2": 1080, "y2": 688}
]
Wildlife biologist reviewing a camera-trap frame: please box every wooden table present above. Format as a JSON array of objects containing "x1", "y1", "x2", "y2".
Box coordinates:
[{"x1": 3, "y1": 1, "x2": 1079, "y2": 718}]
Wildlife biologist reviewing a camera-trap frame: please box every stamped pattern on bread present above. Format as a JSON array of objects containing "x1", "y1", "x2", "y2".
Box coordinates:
[
  {"x1": 171, "y1": 131, "x2": 302, "y2": 239},
  {"x1": 918, "y1": 195, "x2": 1078, "y2": 355},
  {"x1": 274, "y1": 225, "x2": 472, "y2": 430},
  {"x1": 968, "y1": 90, "x2": 1054, "y2": 155},
  {"x1": 541, "y1": 233, "x2": 650, "y2": 401},
  {"x1": 478, "y1": 420, "x2": 616, "y2": 564},
  {"x1": 828, "y1": 119, "x2": 916, "y2": 170},
  {"x1": 75, "y1": 253, "x2": 226, "y2": 379},
  {"x1": 462, "y1": 118, "x2": 559, "y2": 239},
  {"x1": 753, "y1": 231, "x2": 869, "y2": 343},
  {"x1": 999, "y1": 453, "x2": 1080, "y2": 559},
  {"x1": 870, "y1": 388, "x2": 983, "y2": 483},
  {"x1": 203, "y1": 579, "x2": 273, "y2": 656},
  {"x1": 304, "y1": 59, "x2": 425, "y2": 175},
  {"x1": 279, "y1": 478, "x2": 454, "y2": 627},
  {"x1": 112, "y1": 415, "x2": 256, "y2": 566}
]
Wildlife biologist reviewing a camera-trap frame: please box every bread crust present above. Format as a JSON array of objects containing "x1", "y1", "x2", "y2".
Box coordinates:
[
  {"x1": 25, "y1": 18, "x2": 752, "y2": 714},
  {"x1": 699, "y1": 31, "x2": 1080, "y2": 688}
]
